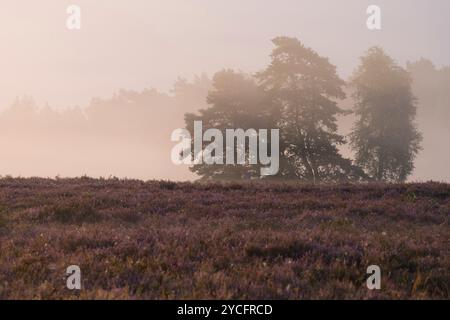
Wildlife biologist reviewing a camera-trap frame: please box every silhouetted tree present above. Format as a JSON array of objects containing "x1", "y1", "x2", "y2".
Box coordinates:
[
  {"x1": 407, "y1": 58, "x2": 450, "y2": 121},
  {"x1": 350, "y1": 47, "x2": 422, "y2": 182},
  {"x1": 184, "y1": 70, "x2": 273, "y2": 180},
  {"x1": 173, "y1": 73, "x2": 212, "y2": 113},
  {"x1": 257, "y1": 37, "x2": 366, "y2": 182}
]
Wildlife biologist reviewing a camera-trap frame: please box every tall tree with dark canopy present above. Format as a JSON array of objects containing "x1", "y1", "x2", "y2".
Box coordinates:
[
  {"x1": 184, "y1": 70, "x2": 273, "y2": 180},
  {"x1": 257, "y1": 37, "x2": 365, "y2": 182},
  {"x1": 350, "y1": 47, "x2": 422, "y2": 182}
]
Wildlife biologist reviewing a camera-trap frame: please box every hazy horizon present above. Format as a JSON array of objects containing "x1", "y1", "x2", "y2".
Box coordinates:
[
  {"x1": 1, "y1": 1, "x2": 449, "y2": 182},
  {"x1": 1, "y1": 0, "x2": 450, "y2": 110}
]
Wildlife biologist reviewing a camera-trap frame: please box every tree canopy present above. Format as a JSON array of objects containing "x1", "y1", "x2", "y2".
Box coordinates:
[{"x1": 350, "y1": 47, "x2": 422, "y2": 182}]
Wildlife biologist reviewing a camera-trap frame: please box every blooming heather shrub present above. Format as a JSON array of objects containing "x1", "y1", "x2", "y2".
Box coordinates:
[
  {"x1": 41, "y1": 201, "x2": 101, "y2": 224},
  {"x1": 0, "y1": 204, "x2": 6, "y2": 229},
  {"x1": 0, "y1": 178, "x2": 448, "y2": 299},
  {"x1": 113, "y1": 209, "x2": 143, "y2": 224},
  {"x1": 159, "y1": 180, "x2": 178, "y2": 190}
]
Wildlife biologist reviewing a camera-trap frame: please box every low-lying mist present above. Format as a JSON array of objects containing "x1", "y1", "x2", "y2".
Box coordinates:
[{"x1": 0, "y1": 60, "x2": 449, "y2": 182}]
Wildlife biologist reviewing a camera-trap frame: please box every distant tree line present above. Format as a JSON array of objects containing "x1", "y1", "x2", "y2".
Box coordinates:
[
  {"x1": 3, "y1": 37, "x2": 447, "y2": 182},
  {"x1": 185, "y1": 37, "x2": 422, "y2": 183}
]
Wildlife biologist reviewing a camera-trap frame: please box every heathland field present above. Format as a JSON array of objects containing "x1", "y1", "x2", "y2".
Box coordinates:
[{"x1": 0, "y1": 178, "x2": 448, "y2": 299}]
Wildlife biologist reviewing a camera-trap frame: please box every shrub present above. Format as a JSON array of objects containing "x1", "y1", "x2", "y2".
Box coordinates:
[
  {"x1": 42, "y1": 202, "x2": 102, "y2": 224},
  {"x1": 0, "y1": 206, "x2": 6, "y2": 229}
]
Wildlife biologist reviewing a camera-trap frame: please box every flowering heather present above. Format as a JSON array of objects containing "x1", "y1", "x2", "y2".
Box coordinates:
[{"x1": 0, "y1": 177, "x2": 448, "y2": 299}]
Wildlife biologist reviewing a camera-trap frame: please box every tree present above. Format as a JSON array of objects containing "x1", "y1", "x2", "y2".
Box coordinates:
[
  {"x1": 350, "y1": 47, "x2": 422, "y2": 182},
  {"x1": 257, "y1": 37, "x2": 366, "y2": 182},
  {"x1": 172, "y1": 73, "x2": 212, "y2": 113},
  {"x1": 184, "y1": 70, "x2": 273, "y2": 180}
]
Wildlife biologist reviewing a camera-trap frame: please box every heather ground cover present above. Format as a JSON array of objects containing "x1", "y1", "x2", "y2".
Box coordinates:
[{"x1": 0, "y1": 177, "x2": 448, "y2": 299}]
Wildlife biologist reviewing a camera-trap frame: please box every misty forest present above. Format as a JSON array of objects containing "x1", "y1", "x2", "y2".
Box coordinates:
[
  {"x1": 1, "y1": 35, "x2": 449, "y2": 299},
  {"x1": 1, "y1": 0, "x2": 450, "y2": 302},
  {"x1": 1, "y1": 37, "x2": 448, "y2": 183}
]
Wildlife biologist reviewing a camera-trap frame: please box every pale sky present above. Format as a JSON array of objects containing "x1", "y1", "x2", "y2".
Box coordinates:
[{"x1": 0, "y1": 0, "x2": 449, "y2": 110}]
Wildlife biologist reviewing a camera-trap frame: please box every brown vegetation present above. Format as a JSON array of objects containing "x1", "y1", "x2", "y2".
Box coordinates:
[{"x1": 0, "y1": 178, "x2": 448, "y2": 299}]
